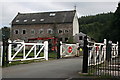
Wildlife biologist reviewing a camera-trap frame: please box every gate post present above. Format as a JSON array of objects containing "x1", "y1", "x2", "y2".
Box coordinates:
[
  {"x1": 57, "y1": 39, "x2": 61, "y2": 59},
  {"x1": 60, "y1": 41, "x2": 62, "y2": 58},
  {"x1": 106, "y1": 40, "x2": 112, "y2": 61},
  {"x1": 44, "y1": 41, "x2": 48, "y2": 60},
  {"x1": 2, "y1": 38, "x2": 6, "y2": 67},
  {"x1": 8, "y1": 39, "x2": 12, "y2": 63},
  {"x1": 82, "y1": 36, "x2": 88, "y2": 73}
]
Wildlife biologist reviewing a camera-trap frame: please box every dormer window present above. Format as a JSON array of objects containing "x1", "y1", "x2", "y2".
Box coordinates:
[
  {"x1": 16, "y1": 20, "x2": 19, "y2": 22},
  {"x1": 40, "y1": 19, "x2": 44, "y2": 21},
  {"x1": 24, "y1": 20, "x2": 27, "y2": 22},
  {"x1": 32, "y1": 19, "x2": 36, "y2": 22},
  {"x1": 49, "y1": 13, "x2": 56, "y2": 16}
]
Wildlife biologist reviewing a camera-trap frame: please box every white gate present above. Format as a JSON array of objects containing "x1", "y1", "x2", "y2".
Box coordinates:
[
  {"x1": 88, "y1": 39, "x2": 119, "y2": 66},
  {"x1": 88, "y1": 39, "x2": 106, "y2": 66},
  {"x1": 8, "y1": 40, "x2": 48, "y2": 63},
  {"x1": 60, "y1": 42, "x2": 78, "y2": 58}
]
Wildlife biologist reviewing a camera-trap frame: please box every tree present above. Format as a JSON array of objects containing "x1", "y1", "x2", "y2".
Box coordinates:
[{"x1": 109, "y1": 2, "x2": 120, "y2": 42}]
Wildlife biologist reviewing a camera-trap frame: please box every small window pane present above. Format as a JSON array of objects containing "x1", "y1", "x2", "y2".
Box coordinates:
[
  {"x1": 32, "y1": 19, "x2": 36, "y2": 21},
  {"x1": 47, "y1": 29, "x2": 53, "y2": 34},
  {"x1": 14, "y1": 30, "x2": 19, "y2": 34},
  {"x1": 64, "y1": 30, "x2": 69, "y2": 33},
  {"x1": 40, "y1": 19, "x2": 44, "y2": 21},
  {"x1": 23, "y1": 30, "x2": 26, "y2": 34},
  {"x1": 58, "y1": 30, "x2": 63, "y2": 34},
  {"x1": 16, "y1": 20, "x2": 19, "y2": 22},
  {"x1": 79, "y1": 36, "x2": 82, "y2": 40},
  {"x1": 24, "y1": 20, "x2": 27, "y2": 22},
  {"x1": 49, "y1": 13, "x2": 56, "y2": 16}
]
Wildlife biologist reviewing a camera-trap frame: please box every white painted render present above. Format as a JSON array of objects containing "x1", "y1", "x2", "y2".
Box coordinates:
[{"x1": 73, "y1": 12, "x2": 79, "y2": 36}]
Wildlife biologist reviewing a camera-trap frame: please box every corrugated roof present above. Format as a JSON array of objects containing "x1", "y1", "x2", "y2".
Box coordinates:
[{"x1": 12, "y1": 10, "x2": 76, "y2": 25}]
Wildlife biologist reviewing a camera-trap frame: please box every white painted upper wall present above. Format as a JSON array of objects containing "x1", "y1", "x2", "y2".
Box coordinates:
[{"x1": 73, "y1": 12, "x2": 79, "y2": 36}]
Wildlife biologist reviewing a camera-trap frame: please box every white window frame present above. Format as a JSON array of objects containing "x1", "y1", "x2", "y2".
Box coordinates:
[
  {"x1": 22, "y1": 29, "x2": 27, "y2": 34},
  {"x1": 40, "y1": 19, "x2": 44, "y2": 21},
  {"x1": 31, "y1": 29, "x2": 35, "y2": 34},
  {"x1": 24, "y1": 20, "x2": 27, "y2": 22},
  {"x1": 14, "y1": 29, "x2": 19, "y2": 34},
  {"x1": 39, "y1": 29, "x2": 44, "y2": 34},
  {"x1": 32, "y1": 19, "x2": 36, "y2": 22},
  {"x1": 49, "y1": 13, "x2": 56, "y2": 16},
  {"x1": 47, "y1": 29, "x2": 53, "y2": 34},
  {"x1": 16, "y1": 20, "x2": 19, "y2": 22}
]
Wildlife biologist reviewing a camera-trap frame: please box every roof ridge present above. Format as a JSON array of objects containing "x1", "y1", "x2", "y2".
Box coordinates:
[{"x1": 18, "y1": 10, "x2": 75, "y2": 15}]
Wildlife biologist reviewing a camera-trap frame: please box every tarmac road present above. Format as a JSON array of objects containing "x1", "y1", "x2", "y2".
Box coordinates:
[{"x1": 2, "y1": 57, "x2": 83, "y2": 78}]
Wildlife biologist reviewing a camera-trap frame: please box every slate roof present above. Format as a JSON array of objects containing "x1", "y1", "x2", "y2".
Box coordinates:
[{"x1": 12, "y1": 10, "x2": 76, "y2": 25}]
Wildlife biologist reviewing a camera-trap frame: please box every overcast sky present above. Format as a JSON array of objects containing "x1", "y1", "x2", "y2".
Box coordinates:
[{"x1": 0, "y1": 0, "x2": 119, "y2": 28}]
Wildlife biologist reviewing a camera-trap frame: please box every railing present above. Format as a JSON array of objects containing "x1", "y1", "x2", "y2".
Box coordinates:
[
  {"x1": 87, "y1": 39, "x2": 119, "y2": 77},
  {"x1": 8, "y1": 40, "x2": 48, "y2": 63},
  {"x1": 88, "y1": 39, "x2": 107, "y2": 66},
  {"x1": 111, "y1": 42, "x2": 118, "y2": 58}
]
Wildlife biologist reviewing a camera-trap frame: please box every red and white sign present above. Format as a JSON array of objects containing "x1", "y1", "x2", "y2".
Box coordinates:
[{"x1": 68, "y1": 46, "x2": 72, "y2": 53}]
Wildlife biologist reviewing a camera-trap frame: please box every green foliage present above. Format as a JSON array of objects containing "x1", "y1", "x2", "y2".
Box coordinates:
[
  {"x1": 79, "y1": 12, "x2": 114, "y2": 42},
  {"x1": 109, "y1": 3, "x2": 120, "y2": 42}
]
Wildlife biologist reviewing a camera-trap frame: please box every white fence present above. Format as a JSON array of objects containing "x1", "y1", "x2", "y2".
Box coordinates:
[
  {"x1": 111, "y1": 42, "x2": 119, "y2": 58},
  {"x1": 88, "y1": 39, "x2": 118, "y2": 66},
  {"x1": 8, "y1": 40, "x2": 48, "y2": 63},
  {"x1": 60, "y1": 42, "x2": 78, "y2": 58}
]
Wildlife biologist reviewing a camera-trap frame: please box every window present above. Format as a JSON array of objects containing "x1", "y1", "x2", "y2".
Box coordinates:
[
  {"x1": 39, "y1": 29, "x2": 44, "y2": 34},
  {"x1": 79, "y1": 36, "x2": 82, "y2": 40},
  {"x1": 40, "y1": 19, "x2": 44, "y2": 21},
  {"x1": 24, "y1": 20, "x2": 27, "y2": 22},
  {"x1": 60, "y1": 38, "x2": 62, "y2": 41},
  {"x1": 14, "y1": 29, "x2": 19, "y2": 34},
  {"x1": 47, "y1": 29, "x2": 53, "y2": 34},
  {"x1": 16, "y1": 20, "x2": 19, "y2": 22},
  {"x1": 32, "y1": 19, "x2": 36, "y2": 22},
  {"x1": 58, "y1": 29, "x2": 63, "y2": 34},
  {"x1": 22, "y1": 29, "x2": 26, "y2": 34},
  {"x1": 49, "y1": 13, "x2": 56, "y2": 16},
  {"x1": 64, "y1": 30, "x2": 69, "y2": 33},
  {"x1": 31, "y1": 29, "x2": 35, "y2": 34},
  {"x1": 65, "y1": 38, "x2": 68, "y2": 42}
]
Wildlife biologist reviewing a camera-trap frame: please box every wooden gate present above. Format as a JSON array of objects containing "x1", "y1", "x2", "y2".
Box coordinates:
[
  {"x1": 60, "y1": 42, "x2": 78, "y2": 58},
  {"x1": 8, "y1": 40, "x2": 48, "y2": 63}
]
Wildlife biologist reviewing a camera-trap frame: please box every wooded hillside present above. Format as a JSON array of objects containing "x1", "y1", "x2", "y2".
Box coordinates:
[{"x1": 79, "y1": 2, "x2": 120, "y2": 43}]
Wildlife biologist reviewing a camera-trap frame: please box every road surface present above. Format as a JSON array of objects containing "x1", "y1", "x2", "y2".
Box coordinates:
[{"x1": 2, "y1": 57, "x2": 83, "y2": 78}]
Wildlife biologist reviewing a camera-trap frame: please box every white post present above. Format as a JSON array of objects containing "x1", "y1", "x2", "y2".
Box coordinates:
[
  {"x1": 60, "y1": 41, "x2": 62, "y2": 58},
  {"x1": 44, "y1": 41, "x2": 48, "y2": 60},
  {"x1": 8, "y1": 39, "x2": 12, "y2": 63},
  {"x1": 23, "y1": 43, "x2": 25, "y2": 59},
  {"x1": 34, "y1": 44, "x2": 36, "y2": 58},
  {"x1": 117, "y1": 41, "x2": 119, "y2": 57},
  {"x1": 103, "y1": 39, "x2": 107, "y2": 61}
]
